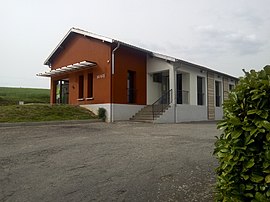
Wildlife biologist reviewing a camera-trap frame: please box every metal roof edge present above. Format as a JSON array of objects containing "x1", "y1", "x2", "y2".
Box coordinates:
[
  {"x1": 152, "y1": 52, "x2": 176, "y2": 62},
  {"x1": 175, "y1": 59, "x2": 239, "y2": 80}
]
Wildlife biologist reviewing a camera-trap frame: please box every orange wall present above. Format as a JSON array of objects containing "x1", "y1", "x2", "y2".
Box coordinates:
[
  {"x1": 113, "y1": 46, "x2": 147, "y2": 105},
  {"x1": 50, "y1": 34, "x2": 112, "y2": 105}
]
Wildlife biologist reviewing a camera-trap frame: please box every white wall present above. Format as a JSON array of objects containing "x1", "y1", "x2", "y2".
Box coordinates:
[
  {"x1": 154, "y1": 104, "x2": 208, "y2": 123},
  {"x1": 82, "y1": 103, "x2": 144, "y2": 122},
  {"x1": 112, "y1": 104, "x2": 145, "y2": 121},
  {"x1": 147, "y1": 74, "x2": 162, "y2": 104},
  {"x1": 175, "y1": 64, "x2": 207, "y2": 106},
  {"x1": 147, "y1": 56, "x2": 174, "y2": 104},
  {"x1": 82, "y1": 104, "x2": 111, "y2": 122},
  {"x1": 154, "y1": 106, "x2": 175, "y2": 123},
  {"x1": 176, "y1": 104, "x2": 208, "y2": 122},
  {"x1": 215, "y1": 107, "x2": 223, "y2": 120}
]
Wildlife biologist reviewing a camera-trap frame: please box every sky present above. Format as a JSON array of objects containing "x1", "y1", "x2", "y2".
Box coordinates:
[{"x1": 0, "y1": 0, "x2": 269, "y2": 89}]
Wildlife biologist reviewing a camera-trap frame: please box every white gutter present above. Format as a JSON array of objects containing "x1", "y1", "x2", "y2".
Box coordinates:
[
  {"x1": 110, "y1": 42, "x2": 120, "y2": 122},
  {"x1": 112, "y1": 42, "x2": 120, "y2": 75}
]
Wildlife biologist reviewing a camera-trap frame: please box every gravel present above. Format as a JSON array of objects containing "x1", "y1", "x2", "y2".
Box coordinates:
[{"x1": 0, "y1": 121, "x2": 219, "y2": 202}]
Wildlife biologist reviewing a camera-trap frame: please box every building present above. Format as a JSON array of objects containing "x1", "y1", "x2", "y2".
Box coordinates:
[{"x1": 38, "y1": 28, "x2": 237, "y2": 123}]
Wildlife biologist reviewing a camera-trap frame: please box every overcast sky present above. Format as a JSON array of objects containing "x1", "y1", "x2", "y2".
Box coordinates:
[{"x1": 0, "y1": 0, "x2": 269, "y2": 88}]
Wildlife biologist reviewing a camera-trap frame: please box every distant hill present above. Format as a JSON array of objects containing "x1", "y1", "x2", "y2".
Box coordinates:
[{"x1": 0, "y1": 87, "x2": 50, "y2": 105}]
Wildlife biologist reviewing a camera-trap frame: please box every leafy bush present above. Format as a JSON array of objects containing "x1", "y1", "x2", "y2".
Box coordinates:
[
  {"x1": 214, "y1": 66, "x2": 270, "y2": 201},
  {"x1": 98, "y1": 108, "x2": 106, "y2": 121}
]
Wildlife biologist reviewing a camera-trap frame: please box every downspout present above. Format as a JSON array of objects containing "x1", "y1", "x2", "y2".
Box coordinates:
[{"x1": 110, "y1": 42, "x2": 120, "y2": 122}]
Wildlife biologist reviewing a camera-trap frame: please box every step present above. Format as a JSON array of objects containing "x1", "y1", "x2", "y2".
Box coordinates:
[{"x1": 130, "y1": 104, "x2": 170, "y2": 122}]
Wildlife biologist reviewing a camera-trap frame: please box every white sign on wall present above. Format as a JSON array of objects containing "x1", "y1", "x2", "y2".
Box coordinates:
[{"x1": 97, "y1": 74, "x2": 105, "y2": 79}]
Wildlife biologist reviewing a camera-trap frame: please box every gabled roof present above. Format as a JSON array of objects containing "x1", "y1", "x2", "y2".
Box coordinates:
[
  {"x1": 44, "y1": 28, "x2": 114, "y2": 65},
  {"x1": 44, "y1": 27, "x2": 151, "y2": 66},
  {"x1": 44, "y1": 27, "x2": 238, "y2": 80}
]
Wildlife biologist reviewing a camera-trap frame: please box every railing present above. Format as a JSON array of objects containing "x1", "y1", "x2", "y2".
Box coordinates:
[
  {"x1": 152, "y1": 89, "x2": 172, "y2": 120},
  {"x1": 177, "y1": 90, "x2": 189, "y2": 104}
]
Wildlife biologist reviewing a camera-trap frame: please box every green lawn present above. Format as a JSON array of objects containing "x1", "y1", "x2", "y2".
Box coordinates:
[
  {"x1": 0, "y1": 104, "x2": 97, "y2": 123},
  {"x1": 0, "y1": 87, "x2": 50, "y2": 105}
]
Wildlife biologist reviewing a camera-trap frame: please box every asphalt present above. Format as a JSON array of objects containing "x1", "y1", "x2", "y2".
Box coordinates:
[{"x1": 0, "y1": 121, "x2": 219, "y2": 202}]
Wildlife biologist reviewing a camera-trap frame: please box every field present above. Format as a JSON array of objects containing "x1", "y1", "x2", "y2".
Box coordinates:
[
  {"x1": 0, "y1": 87, "x2": 97, "y2": 122},
  {"x1": 0, "y1": 87, "x2": 50, "y2": 105}
]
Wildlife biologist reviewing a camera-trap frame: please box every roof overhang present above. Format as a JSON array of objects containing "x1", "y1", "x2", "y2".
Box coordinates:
[
  {"x1": 152, "y1": 52, "x2": 176, "y2": 62},
  {"x1": 37, "y1": 61, "x2": 96, "y2": 77}
]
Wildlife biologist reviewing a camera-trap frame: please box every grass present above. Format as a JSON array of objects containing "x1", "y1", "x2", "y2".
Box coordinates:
[
  {"x1": 0, "y1": 87, "x2": 50, "y2": 105},
  {"x1": 0, "y1": 104, "x2": 97, "y2": 123}
]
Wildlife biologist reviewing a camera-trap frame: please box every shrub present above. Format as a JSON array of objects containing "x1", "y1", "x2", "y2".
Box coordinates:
[
  {"x1": 214, "y1": 66, "x2": 270, "y2": 201},
  {"x1": 98, "y1": 108, "x2": 106, "y2": 121}
]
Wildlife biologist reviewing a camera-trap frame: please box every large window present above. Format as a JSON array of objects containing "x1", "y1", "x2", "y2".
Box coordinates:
[
  {"x1": 78, "y1": 75, "x2": 84, "y2": 99},
  {"x1": 197, "y1": 76, "x2": 204, "y2": 105},
  {"x1": 215, "y1": 81, "x2": 221, "y2": 107},
  {"x1": 87, "y1": 73, "x2": 93, "y2": 98},
  {"x1": 177, "y1": 73, "x2": 189, "y2": 104}
]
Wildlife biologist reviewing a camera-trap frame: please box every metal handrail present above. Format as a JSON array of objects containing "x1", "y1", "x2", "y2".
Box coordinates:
[{"x1": 152, "y1": 89, "x2": 172, "y2": 120}]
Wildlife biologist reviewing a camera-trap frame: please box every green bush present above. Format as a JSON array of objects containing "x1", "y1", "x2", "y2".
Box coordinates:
[
  {"x1": 98, "y1": 108, "x2": 106, "y2": 121},
  {"x1": 214, "y1": 66, "x2": 270, "y2": 201}
]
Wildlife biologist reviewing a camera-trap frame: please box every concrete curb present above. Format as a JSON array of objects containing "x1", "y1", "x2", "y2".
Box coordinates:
[{"x1": 0, "y1": 119, "x2": 103, "y2": 127}]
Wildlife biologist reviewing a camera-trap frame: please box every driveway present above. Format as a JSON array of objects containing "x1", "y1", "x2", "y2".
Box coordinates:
[{"x1": 0, "y1": 121, "x2": 219, "y2": 202}]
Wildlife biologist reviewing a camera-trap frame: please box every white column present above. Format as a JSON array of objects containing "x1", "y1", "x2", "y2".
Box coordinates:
[{"x1": 169, "y1": 66, "x2": 175, "y2": 104}]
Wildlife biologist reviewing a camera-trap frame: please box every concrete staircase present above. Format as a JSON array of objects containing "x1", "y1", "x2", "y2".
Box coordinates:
[{"x1": 130, "y1": 105, "x2": 171, "y2": 122}]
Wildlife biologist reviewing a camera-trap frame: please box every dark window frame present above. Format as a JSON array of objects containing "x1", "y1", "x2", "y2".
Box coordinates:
[
  {"x1": 78, "y1": 75, "x2": 84, "y2": 99},
  {"x1": 197, "y1": 76, "x2": 204, "y2": 106},
  {"x1": 87, "y1": 73, "x2": 93, "y2": 98},
  {"x1": 215, "y1": 81, "x2": 221, "y2": 107}
]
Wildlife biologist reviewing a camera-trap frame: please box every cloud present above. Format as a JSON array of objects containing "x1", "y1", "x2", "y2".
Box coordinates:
[{"x1": 195, "y1": 25, "x2": 264, "y2": 55}]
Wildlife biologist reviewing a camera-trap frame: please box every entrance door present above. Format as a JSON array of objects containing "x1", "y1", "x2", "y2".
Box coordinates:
[
  {"x1": 56, "y1": 80, "x2": 69, "y2": 104},
  {"x1": 127, "y1": 71, "x2": 135, "y2": 103},
  {"x1": 61, "y1": 81, "x2": 69, "y2": 104}
]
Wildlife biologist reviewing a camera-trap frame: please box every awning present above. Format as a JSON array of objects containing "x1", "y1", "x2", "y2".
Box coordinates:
[{"x1": 37, "y1": 61, "x2": 96, "y2": 77}]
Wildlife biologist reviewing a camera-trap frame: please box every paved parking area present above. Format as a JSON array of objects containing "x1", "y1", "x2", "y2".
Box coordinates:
[{"x1": 0, "y1": 121, "x2": 219, "y2": 202}]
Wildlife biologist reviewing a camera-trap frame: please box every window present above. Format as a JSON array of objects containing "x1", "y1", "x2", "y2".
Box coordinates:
[
  {"x1": 78, "y1": 75, "x2": 84, "y2": 99},
  {"x1": 229, "y1": 84, "x2": 234, "y2": 91},
  {"x1": 127, "y1": 71, "x2": 136, "y2": 103},
  {"x1": 177, "y1": 74, "x2": 183, "y2": 104},
  {"x1": 197, "y1": 76, "x2": 204, "y2": 105},
  {"x1": 87, "y1": 73, "x2": 93, "y2": 98},
  {"x1": 215, "y1": 81, "x2": 221, "y2": 107}
]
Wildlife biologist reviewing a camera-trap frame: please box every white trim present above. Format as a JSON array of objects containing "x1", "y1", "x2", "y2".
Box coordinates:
[
  {"x1": 71, "y1": 28, "x2": 113, "y2": 43},
  {"x1": 37, "y1": 61, "x2": 96, "y2": 77},
  {"x1": 152, "y1": 52, "x2": 176, "y2": 62}
]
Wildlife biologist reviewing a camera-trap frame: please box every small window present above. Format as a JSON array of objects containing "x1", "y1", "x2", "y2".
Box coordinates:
[
  {"x1": 229, "y1": 84, "x2": 234, "y2": 91},
  {"x1": 78, "y1": 75, "x2": 84, "y2": 99},
  {"x1": 87, "y1": 73, "x2": 93, "y2": 98}
]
